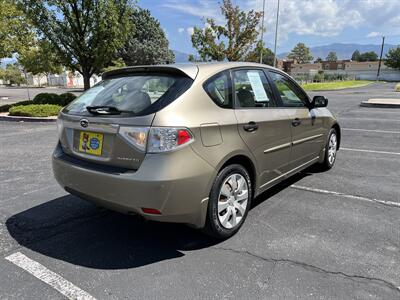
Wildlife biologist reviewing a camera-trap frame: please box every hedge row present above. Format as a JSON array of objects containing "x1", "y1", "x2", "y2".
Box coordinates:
[
  {"x1": 0, "y1": 92, "x2": 77, "y2": 112},
  {"x1": 9, "y1": 104, "x2": 62, "y2": 117}
]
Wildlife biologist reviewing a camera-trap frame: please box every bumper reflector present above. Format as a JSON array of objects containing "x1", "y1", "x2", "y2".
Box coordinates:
[{"x1": 141, "y1": 208, "x2": 162, "y2": 215}]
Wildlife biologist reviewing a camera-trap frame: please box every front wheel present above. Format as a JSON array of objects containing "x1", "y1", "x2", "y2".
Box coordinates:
[
  {"x1": 203, "y1": 164, "x2": 252, "y2": 239},
  {"x1": 318, "y1": 128, "x2": 338, "y2": 170}
]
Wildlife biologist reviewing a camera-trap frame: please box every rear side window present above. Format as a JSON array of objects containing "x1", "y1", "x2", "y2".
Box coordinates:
[
  {"x1": 204, "y1": 71, "x2": 232, "y2": 108},
  {"x1": 233, "y1": 69, "x2": 276, "y2": 108},
  {"x1": 65, "y1": 73, "x2": 192, "y2": 116}
]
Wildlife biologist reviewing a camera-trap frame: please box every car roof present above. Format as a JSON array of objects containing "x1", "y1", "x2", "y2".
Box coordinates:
[{"x1": 102, "y1": 62, "x2": 282, "y2": 81}]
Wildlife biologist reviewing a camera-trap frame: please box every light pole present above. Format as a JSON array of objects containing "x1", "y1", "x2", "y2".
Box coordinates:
[
  {"x1": 273, "y1": 0, "x2": 280, "y2": 67},
  {"x1": 377, "y1": 36, "x2": 385, "y2": 81},
  {"x1": 259, "y1": 0, "x2": 266, "y2": 64}
]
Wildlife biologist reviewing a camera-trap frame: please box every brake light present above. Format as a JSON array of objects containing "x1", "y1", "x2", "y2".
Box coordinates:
[{"x1": 177, "y1": 129, "x2": 191, "y2": 145}]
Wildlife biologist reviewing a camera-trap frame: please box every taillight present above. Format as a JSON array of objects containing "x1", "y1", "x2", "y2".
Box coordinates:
[
  {"x1": 119, "y1": 126, "x2": 149, "y2": 151},
  {"x1": 118, "y1": 126, "x2": 193, "y2": 153},
  {"x1": 148, "y1": 127, "x2": 193, "y2": 153}
]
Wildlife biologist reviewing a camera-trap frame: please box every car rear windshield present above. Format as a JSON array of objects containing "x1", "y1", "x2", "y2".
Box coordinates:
[{"x1": 64, "y1": 73, "x2": 193, "y2": 116}]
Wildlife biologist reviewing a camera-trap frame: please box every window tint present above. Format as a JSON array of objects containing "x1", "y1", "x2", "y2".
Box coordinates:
[
  {"x1": 233, "y1": 69, "x2": 275, "y2": 108},
  {"x1": 66, "y1": 74, "x2": 191, "y2": 116},
  {"x1": 204, "y1": 71, "x2": 232, "y2": 108},
  {"x1": 269, "y1": 72, "x2": 308, "y2": 107}
]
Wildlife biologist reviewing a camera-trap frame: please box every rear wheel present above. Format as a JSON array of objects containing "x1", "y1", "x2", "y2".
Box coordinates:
[
  {"x1": 203, "y1": 164, "x2": 252, "y2": 239},
  {"x1": 318, "y1": 128, "x2": 338, "y2": 170}
]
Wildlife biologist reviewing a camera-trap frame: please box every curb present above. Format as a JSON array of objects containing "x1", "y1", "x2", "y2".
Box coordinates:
[
  {"x1": 0, "y1": 115, "x2": 57, "y2": 122},
  {"x1": 360, "y1": 102, "x2": 400, "y2": 108},
  {"x1": 361, "y1": 99, "x2": 400, "y2": 109}
]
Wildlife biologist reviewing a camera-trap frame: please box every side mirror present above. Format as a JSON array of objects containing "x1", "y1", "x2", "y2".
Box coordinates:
[{"x1": 311, "y1": 96, "x2": 328, "y2": 108}]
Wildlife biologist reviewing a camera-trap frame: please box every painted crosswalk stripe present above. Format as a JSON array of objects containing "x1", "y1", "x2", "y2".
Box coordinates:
[{"x1": 5, "y1": 252, "x2": 96, "y2": 300}]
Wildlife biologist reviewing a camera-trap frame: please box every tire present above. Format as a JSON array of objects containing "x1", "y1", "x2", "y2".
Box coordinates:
[
  {"x1": 318, "y1": 128, "x2": 338, "y2": 171},
  {"x1": 203, "y1": 164, "x2": 252, "y2": 239}
]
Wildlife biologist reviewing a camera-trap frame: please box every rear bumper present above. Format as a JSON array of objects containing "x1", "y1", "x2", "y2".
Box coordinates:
[{"x1": 52, "y1": 144, "x2": 216, "y2": 228}]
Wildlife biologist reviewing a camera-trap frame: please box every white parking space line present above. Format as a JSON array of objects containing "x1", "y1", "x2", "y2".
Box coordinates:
[
  {"x1": 5, "y1": 252, "x2": 96, "y2": 300},
  {"x1": 341, "y1": 147, "x2": 400, "y2": 156},
  {"x1": 291, "y1": 185, "x2": 400, "y2": 208},
  {"x1": 340, "y1": 117, "x2": 400, "y2": 122},
  {"x1": 342, "y1": 128, "x2": 400, "y2": 134}
]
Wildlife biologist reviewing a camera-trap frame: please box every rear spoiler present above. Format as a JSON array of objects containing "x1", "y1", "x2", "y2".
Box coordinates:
[{"x1": 102, "y1": 65, "x2": 199, "y2": 80}]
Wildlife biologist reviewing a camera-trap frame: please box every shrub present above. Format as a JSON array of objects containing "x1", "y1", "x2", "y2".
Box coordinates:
[
  {"x1": 395, "y1": 83, "x2": 400, "y2": 92},
  {"x1": 58, "y1": 92, "x2": 77, "y2": 105},
  {"x1": 32, "y1": 92, "x2": 77, "y2": 106},
  {"x1": 33, "y1": 93, "x2": 61, "y2": 104},
  {"x1": 9, "y1": 104, "x2": 62, "y2": 117},
  {"x1": 0, "y1": 100, "x2": 33, "y2": 112}
]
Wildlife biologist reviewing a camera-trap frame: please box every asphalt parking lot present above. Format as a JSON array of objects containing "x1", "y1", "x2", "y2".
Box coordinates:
[{"x1": 0, "y1": 82, "x2": 399, "y2": 299}]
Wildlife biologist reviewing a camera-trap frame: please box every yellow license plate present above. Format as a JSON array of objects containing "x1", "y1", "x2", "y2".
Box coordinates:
[{"x1": 79, "y1": 131, "x2": 103, "y2": 156}]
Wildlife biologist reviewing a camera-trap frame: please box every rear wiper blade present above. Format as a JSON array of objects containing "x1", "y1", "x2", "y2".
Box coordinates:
[{"x1": 86, "y1": 106, "x2": 129, "y2": 115}]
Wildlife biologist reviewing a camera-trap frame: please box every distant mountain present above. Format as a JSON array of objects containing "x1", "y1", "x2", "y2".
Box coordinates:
[
  {"x1": 278, "y1": 43, "x2": 398, "y2": 61},
  {"x1": 173, "y1": 50, "x2": 191, "y2": 63}
]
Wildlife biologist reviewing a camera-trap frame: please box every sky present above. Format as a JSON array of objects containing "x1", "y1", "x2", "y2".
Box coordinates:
[{"x1": 138, "y1": 0, "x2": 400, "y2": 54}]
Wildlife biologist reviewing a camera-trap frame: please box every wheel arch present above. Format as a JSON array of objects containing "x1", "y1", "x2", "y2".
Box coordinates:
[
  {"x1": 217, "y1": 153, "x2": 258, "y2": 197},
  {"x1": 332, "y1": 122, "x2": 341, "y2": 150}
]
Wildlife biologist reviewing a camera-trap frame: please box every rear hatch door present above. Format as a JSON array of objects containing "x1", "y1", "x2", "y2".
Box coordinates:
[{"x1": 57, "y1": 67, "x2": 195, "y2": 170}]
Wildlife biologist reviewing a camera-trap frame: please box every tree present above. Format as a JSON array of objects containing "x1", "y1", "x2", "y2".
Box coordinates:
[
  {"x1": 315, "y1": 57, "x2": 323, "y2": 63},
  {"x1": 351, "y1": 50, "x2": 361, "y2": 61},
  {"x1": 20, "y1": 0, "x2": 133, "y2": 90},
  {"x1": 101, "y1": 58, "x2": 126, "y2": 73},
  {"x1": 18, "y1": 40, "x2": 63, "y2": 86},
  {"x1": 360, "y1": 51, "x2": 378, "y2": 62},
  {"x1": 352, "y1": 50, "x2": 378, "y2": 62},
  {"x1": 0, "y1": 64, "x2": 25, "y2": 85},
  {"x1": 0, "y1": 0, "x2": 34, "y2": 58},
  {"x1": 385, "y1": 47, "x2": 400, "y2": 69},
  {"x1": 191, "y1": 0, "x2": 263, "y2": 61},
  {"x1": 118, "y1": 9, "x2": 174, "y2": 66},
  {"x1": 326, "y1": 51, "x2": 338, "y2": 62},
  {"x1": 288, "y1": 43, "x2": 313, "y2": 63},
  {"x1": 245, "y1": 42, "x2": 274, "y2": 66}
]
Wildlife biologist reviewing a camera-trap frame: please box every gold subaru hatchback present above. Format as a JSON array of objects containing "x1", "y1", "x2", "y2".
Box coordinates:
[{"x1": 53, "y1": 62, "x2": 340, "y2": 239}]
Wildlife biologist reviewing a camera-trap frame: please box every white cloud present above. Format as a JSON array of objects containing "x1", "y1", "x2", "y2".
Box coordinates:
[
  {"x1": 178, "y1": 27, "x2": 185, "y2": 34},
  {"x1": 390, "y1": 15, "x2": 400, "y2": 26},
  {"x1": 164, "y1": 0, "x2": 400, "y2": 40},
  {"x1": 163, "y1": 0, "x2": 223, "y2": 21},
  {"x1": 187, "y1": 27, "x2": 194, "y2": 36},
  {"x1": 366, "y1": 31, "x2": 382, "y2": 38}
]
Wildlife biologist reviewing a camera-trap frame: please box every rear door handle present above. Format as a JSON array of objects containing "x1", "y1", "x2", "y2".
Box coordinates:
[
  {"x1": 243, "y1": 121, "x2": 258, "y2": 132},
  {"x1": 292, "y1": 118, "x2": 301, "y2": 127}
]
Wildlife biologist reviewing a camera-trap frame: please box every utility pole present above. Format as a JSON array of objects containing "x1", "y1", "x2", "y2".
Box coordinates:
[
  {"x1": 377, "y1": 36, "x2": 385, "y2": 81},
  {"x1": 259, "y1": 0, "x2": 266, "y2": 64},
  {"x1": 273, "y1": 0, "x2": 280, "y2": 67},
  {"x1": 23, "y1": 69, "x2": 31, "y2": 101}
]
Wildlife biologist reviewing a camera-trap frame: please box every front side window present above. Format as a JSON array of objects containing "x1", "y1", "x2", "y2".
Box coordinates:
[
  {"x1": 233, "y1": 69, "x2": 276, "y2": 108},
  {"x1": 269, "y1": 72, "x2": 308, "y2": 107},
  {"x1": 204, "y1": 71, "x2": 232, "y2": 108},
  {"x1": 65, "y1": 74, "x2": 192, "y2": 116}
]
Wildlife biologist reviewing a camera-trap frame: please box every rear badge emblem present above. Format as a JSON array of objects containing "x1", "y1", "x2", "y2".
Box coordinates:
[{"x1": 80, "y1": 119, "x2": 89, "y2": 128}]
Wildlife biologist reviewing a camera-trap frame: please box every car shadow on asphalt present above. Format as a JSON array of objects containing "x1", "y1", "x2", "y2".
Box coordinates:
[{"x1": 6, "y1": 171, "x2": 313, "y2": 270}]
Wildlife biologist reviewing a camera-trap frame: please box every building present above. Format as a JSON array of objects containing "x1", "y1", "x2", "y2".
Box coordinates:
[{"x1": 285, "y1": 59, "x2": 400, "y2": 81}]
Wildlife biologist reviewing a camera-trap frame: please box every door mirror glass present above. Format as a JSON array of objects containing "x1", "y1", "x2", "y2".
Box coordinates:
[{"x1": 312, "y1": 96, "x2": 328, "y2": 108}]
